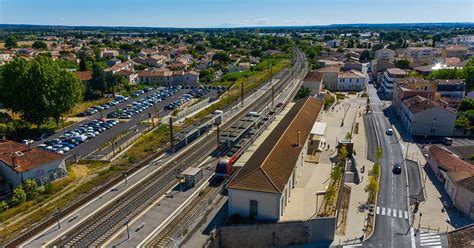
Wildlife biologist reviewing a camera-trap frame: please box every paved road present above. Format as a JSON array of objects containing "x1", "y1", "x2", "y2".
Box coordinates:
[{"x1": 363, "y1": 83, "x2": 413, "y2": 247}]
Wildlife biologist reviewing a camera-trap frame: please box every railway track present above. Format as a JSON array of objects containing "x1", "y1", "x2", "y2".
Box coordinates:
[
  {"x1": 41, "y1": 49, "x2": 306, "y2": 247},
  {"x1": 145, "y1": 50, "x2": 307, "y2": 247}
]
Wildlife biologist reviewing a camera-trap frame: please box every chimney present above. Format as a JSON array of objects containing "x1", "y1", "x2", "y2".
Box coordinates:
[{"x1": 297, "y1": 131, "x2": 301, "y2": 147}]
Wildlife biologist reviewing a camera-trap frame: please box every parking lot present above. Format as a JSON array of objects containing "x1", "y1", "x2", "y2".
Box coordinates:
[{"x1": 31, "y1": 86, "x2": 220, "y2": 160}]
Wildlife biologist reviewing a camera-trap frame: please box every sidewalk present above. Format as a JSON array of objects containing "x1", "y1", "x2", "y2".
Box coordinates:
[{"x1": 329, "y1": 96, "x2": 373, "y2": 245}]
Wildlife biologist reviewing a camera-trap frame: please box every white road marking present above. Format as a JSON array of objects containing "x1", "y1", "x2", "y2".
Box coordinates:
[
  {"x1": 399, "y1": 209, "x2": 403, "y2": 218},
  {"x1": 343, "y1": 244, "x2": 362, "y2": 247},
  {"x1": 404, "y1": 211, "x2": 408, "y2": 219},
  {"x1": 393, "y1": 210, "x2": 397, "y2": 217},
  {"x1": 387, "y1": 208, "x2": 391, "y2": 216},
  {"x1": 420, "y1": 238, "x2": 441, "y2": 242},
  {"x1": 376, "y1": 206, "x2": 380, "y2": 214},
  {"x1": 382, "y1": 207, "x2": 386, "y2": 215},
  {"x1": 421, "y1": 241, "x2": 442, "y2": 246}
]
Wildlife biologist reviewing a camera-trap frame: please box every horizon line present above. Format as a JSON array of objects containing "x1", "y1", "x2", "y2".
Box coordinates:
[{"x1": 1, "y1": 21, "x2": 473, "y2": 30}]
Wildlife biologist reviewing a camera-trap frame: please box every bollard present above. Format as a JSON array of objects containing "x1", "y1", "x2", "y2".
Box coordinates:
[{"x1": 428, "y1": 226, "x2": 430, "y2": 232}]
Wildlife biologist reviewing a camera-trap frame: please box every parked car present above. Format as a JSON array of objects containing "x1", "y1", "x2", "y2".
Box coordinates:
[{"x1": 386, "y1": 128, "x2": 394, "y2": 135}]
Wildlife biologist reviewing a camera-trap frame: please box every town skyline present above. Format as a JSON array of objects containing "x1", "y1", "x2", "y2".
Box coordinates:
[{"x1": 1, "y1": 0, "x2": 473, "y2": 28}]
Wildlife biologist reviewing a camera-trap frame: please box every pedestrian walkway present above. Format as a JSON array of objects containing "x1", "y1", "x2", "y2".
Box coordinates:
[
  {"x1": 417, "y1": 231, "x2": 445, "y2": 247},
  {"x1": 375, "y1": 206, "x2": 409, "y2": 219}
]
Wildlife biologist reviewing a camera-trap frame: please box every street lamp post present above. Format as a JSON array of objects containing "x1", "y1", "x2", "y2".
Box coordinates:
[
  {"x1": 125, "y1": 218, "x2": 130, "y2": 240},
  {"x1": 122, "y1": 171, "x2": 128, "y2": 186},
  {"x1": 56, "y1": 207, "x2": 61, "y2": 229},
  {"x1": 315, "y1": 191, "x2": 326, "y2": 216}
]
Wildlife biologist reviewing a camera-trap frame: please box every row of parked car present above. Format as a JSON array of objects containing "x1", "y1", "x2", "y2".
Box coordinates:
[
  {"x1": 37, "y1": 119, "x2": 119, "y2": 154},
  {"x1": 107, "y1": 86, "x2": 181, "y2": 119},
  {"x1": 77, "y1": 87, "x2": 157, "y2": 117}
]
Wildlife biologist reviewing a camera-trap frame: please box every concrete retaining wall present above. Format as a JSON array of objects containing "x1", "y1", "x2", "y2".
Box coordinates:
[{"x1": 214, "y1": 217, "x2": 336, "y2": 248}]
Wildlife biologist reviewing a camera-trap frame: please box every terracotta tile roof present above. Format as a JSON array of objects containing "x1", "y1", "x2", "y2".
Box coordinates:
[
  {"x1": 445, "y1": 45, "x2": 467, "y2": 51},
  {"x1": 448, "y1": 224, "x2": 474, "y2": 248},
  {"x1": 228, "y1": 97, "x2": 323, "y2": 193},
  {"x1": 457, "y1": 176, "x2": 474, "y2": 193},
  {"x1": 403, "y1": 95, "x2": 439, "y2": 113},
  {"x1": 316, "y1": 66, "x2": 341, "y2": 73},
  {"x1": 429, "y1": 145, "x2": 474, "y2": 176},
  {"x1": 303, "y1": 71, "x2": 324, "y2": 82},
  {"x1": 0, "y1": 140, "x2": 64, "y2": 173},
  {"x1": 74, "y1": 71, "x2": 92, "y2": 81},
  {"x1": 338, "y1": 70, "x2": 365, "y2": 79},
  {"x1": 386, "y1": 68, "x2": 407, "y2": 76}
]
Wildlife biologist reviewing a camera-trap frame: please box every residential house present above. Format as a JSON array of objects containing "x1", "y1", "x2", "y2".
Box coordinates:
[
  {"x1": 106, "y1": 58, "x2": 121, "y2": 67},
  {"x1": 137, "y1": 69, "x2": 199, "y2": 86},
  {"x1": 392, "y1": 77, "x2": 437, "y2": 110},
  {"x1": 74, "y1": 71, "x2": 93, "y2": 89},
  {"x1": 380, "y1": 68, "x2": 407, "y2": 98},
  {"x1": 133, "y1": 54, "x2": 167, "y2": 67},
  {"x1": 400, "y1": 47, "x2": 436, "y2": 64},
  {"x1": 447, "y1": 224, "x2": 474, "y2": 247},
  {"x1": 435, "y1": 79, "x2": 466, "y2": 106},
  {"x1": 227, "y1": 97, "x2": 323, "y2": 221},
  {"x1": 428, "y1": 145, "x2": 474, "y2": 219},
  {"x1": 0, "y1": 140, "x2": 66, "y2": 192},
  {"x1": 315, "y1": 59, "x2": 344, "y2": 68},
  {"x1": 317, "y1": 66, "x2": 340, "y2": 91},
  {"x1": 337, "y1": 70, "x2": 366, "y2": 92},
  {"x1": 371, "y1": 59, "x2": 395, "y2": 85},
  {"x1": 302, "y1": 71, "x2": 324, "y2": 95},
  {"x1": 102, "y1": 49, "x2": 119, "y2": 59},
  {"x1": 116, "y1": 70, "x2": 138, "y2": 85},
  {"x1": 166, "y1": 62, "x2": 188, "y2": 71},
  {"x1": 442, "y1": 45, "x2": 468, "y2": 60},
  {"x1": 343, "y1": 60, "x2": 363, "y2": 72},
  {"x1": 400, "y1": 95, "x2": 456, "y2": 137},
  {"x1": 103, "y1": 61, "x2": 134, "y2": 74},
  {"x1": 375, "y1": 48, "x2": 396, "y2": 60},
  {"x1": 444, "y1": 171, "x2": 474, "y2": 220}
]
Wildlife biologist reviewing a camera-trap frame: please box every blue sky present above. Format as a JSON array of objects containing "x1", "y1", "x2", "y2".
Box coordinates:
[{"x1": 1, "y1": 0, "x2": 473, "y2": 28}]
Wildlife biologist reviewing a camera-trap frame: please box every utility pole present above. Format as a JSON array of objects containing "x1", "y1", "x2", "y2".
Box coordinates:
[
  {"x1": 125, "y1": 218, "x2": 130, "y2": 240},
  {"x1": 169, "y1": 117, "x2": 174, "y2": 153},
  {"x1": 241, "y1": 82, "x2": 244, "y2": 107},
  {"x1": 272, "y1": 84, "x2": 275, "y2": 108},
  {"x1": 56, "y1": 207, "x2": 61, "y2": 229},
  {"x1": 122, "y1": 171, "x2": 128, "y2": 186},
  {"x1": 216, "y1": 124, "x2": 220, "y2": 150}
]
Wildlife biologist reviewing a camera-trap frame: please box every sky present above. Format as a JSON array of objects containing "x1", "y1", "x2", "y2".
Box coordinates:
[{"x1": 1, "y1": 0, "x2": 473, "y2": 28}]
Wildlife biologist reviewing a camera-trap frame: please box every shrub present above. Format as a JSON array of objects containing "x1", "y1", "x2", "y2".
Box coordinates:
[
  {"x1": 0, "y1": 201, "x2": 8, "y2": 212},
  {"x1": 10, "y1": 186, "x2": 26, "y2": 206}
]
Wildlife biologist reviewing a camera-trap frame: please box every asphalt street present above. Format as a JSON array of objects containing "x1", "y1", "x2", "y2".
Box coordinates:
[{"x1": 363, "y1": 83, "x2": 413, "y2": 247}]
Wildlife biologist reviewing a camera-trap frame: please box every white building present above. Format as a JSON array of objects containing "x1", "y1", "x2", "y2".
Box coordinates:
[
  {"x1": 380, "y1": 68, "x2": 407, "y2": 97},
  {"x1": 302, "y1": 71, "x2": 324, "y2": 95},
  {"x1": 375, "y1": 48, "x2": 396, "y2": 60},
  {"x1": 337, "y1": 70, "x2": 366, "y2": 92},
  {"x1": 227, "y1": 97, "x2": 323, "y2": 221}
]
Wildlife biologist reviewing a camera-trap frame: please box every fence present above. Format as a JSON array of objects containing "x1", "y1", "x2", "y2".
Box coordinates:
[{"x1": 176, "y1": 97, "x2": 211, "y2": 120}]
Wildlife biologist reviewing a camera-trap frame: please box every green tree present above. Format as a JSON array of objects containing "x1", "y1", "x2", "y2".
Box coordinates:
[
  {"x1": 458, "y1": 98, "x2": 474, "y2": 112},
  {"x1": 0, "y1": 56, "x2": 84, "y2": 128},
  {"x1": 330, "y1": 165, "x2": 343, "y2": 180},
  {"x1": 90, "y1": 63, "x2": 107, "y2": 97},
  {"x1": 464, "y1": 58, "x2": 474, "y2": 91},
  {"x1": 0, "y1": 200, "x2": 8, "y2": 212},
  {"x1": 374, "y1": 146, "x2": 383, "y2": 163},
  {"x1": 365, "y1": 176, "x2": 379, "y2": 195},
  {"x1": 427, "y1": 68, "x2": 464, "y2": 80},
  {"x1": 359, "y1": 50, "x2": 374, "y2": 62},
  {"x1": 10, "y1": 186, "x2": 26, "y2": 206},
  {"x1": 24, "y1": 179, "x2": 39, "y2": 200},
  {"x1": 295, "y1": 86, "x2": 311, "y2": 99},
  {"x1": 455, "y1": 115, "x2": 470, "y2": 128},
  {"x1": 5, "y1": 35, "x2": 17, "y2": 49},
  {"x1": 212, "y1": 52, "x2": 231, "y2": 65},
  {"x1": 395, "y1": 59, "x2": 411, "y2": 69},
  {"x1": 32, "y1": 41, "x2": 48, "y2": 50},
  {"x1": 338, "y1": 145, "x2": 349, "y2": 162}
]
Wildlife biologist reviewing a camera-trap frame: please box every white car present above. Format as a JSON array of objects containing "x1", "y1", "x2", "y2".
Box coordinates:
[{"x1": 386, "y1": 128, "x2": 394, "y2": 135}]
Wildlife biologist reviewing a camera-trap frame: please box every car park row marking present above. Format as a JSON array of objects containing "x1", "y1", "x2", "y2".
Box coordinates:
[{"x1": 376, "y1": 206, "x2": 408, "y2": 219}]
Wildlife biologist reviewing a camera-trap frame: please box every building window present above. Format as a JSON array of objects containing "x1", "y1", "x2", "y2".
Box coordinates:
[
  {"x1": 430, "y1": 128, "x2": 436, "y2": 134},
  {"x1": 424, "y1": 85, "x2": 428, "y2": 91},
  {"x1": 250, "y1": 200, "x2": 258, "y2": 217}
]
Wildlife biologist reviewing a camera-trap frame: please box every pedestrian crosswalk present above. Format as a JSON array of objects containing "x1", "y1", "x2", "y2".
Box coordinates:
[
  {"x1": 419, "y1": 231, "x2": 443, "y2": 247},
  {"x1": 376, "y1": 206, "x2": 408, "y2": 219},
  {"x1": 342, "y1": 244, "x2": 362, "y2": 248}
]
